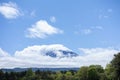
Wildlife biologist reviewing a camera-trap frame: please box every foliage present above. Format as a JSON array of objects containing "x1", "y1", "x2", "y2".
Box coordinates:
[
  {"x1": 76, "y1": 66, "x2": 88, "y2": 80},
  {"x1": 87, "y1": 66, "x2": 99, "y2": 80},
  {"x1": 105, "y1": 64, "x2": 115, "y2": 80},
  {"x1": 111, "y1": 52, "x2": 120, "y2": 80}
]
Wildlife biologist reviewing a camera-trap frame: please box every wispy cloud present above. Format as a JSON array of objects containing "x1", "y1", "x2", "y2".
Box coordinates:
[
  {"x1": 98, "y1": 9, "x2": 113, "y2": 19},
  {"x1": 26, "y1": 20, "x2": 63, "y2": 39},
  {"x1": 0, "y1": 45, "x2": 119, "y2": 68},
  {"x1": 91, "y1": 26, "x2": 103, "y2": 30},
  {"x1": 82, "y1": 29, "x2": 92, "y2": 35},
  {"x1": 0, "y1": 2, "x2": 22, "y2": 19},
  {"x1": 94, "y1": 26, "x2": 103, "y2": 30},
  {"x1": 50, "y1": 16, "x2": 56, "y2": 23},
  {"x1": 98, "y1": 15, "x2": 109, "y2": 19},
  {"x1": 75, "y1": 26, "x2": 103, "y2": 35},
  {"x1": 0, "y1": 48, "x2": 10, "y2": 57}
]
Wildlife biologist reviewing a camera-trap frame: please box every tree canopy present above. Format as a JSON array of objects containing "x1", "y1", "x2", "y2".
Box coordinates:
[{"x1": 111, "y1": 52, "x2": 120, "y2": 80}]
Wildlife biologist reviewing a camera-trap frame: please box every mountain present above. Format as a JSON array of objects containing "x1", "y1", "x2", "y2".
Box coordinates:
[
  {"x1": 45, "y1": 50, "x2": 78, "y2": 58},
  {"x1": 15, "y1": 44, "x2": 79, "y2": 58}
]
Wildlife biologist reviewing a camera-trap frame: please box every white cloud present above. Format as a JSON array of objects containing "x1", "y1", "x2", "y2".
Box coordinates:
[
  {"x1": 98, "y1": 15, "x2": 109, "y2": 19},
  {"x1": 75, "y1": 26, "x2": 103, "y2": 35},
  {"x1": 79, "y1": 48, "x2": 119, "y2": 67},
  {"x1": 91, "y1": 26, "x2": 103, "y2": 30},
  {"x1": 50, "y1": 16, "x2": 56, "y2": 23},
  {"x1": 98, "y1": 9, "x2": 112, "y2": 19},
  {"x1": 82, "y1": 29, "x2": 92, "y2": 35},
  {"x1": 26, "y1": 20, "x2": 63, "y2": 38},
  {"x1": 0, "y1": 2, "x2": 22, "y2": 19},
  {"x1": 0, "y1": 45, "x2": 119, "y2": 68},
  {"x1": 0, "y1": 48, "x2": 10, "y2": 57},
  {"x1": 15, "y1": 44, "x2": 71, "y2": 58},
  {"x1": 0, "y1": 44, "x2": 75, "y2": 68},
  {"x1": 95, "y1": 26, "x2": 103, "y2": 30}
]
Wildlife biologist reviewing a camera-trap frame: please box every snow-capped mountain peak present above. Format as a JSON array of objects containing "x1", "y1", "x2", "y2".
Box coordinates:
[
  {"x1": 15, "y1": 44, "x2": 78, "y2": 58},
  {"x1": 45, "y1": 50, "x2": 78, "y2": 58}
]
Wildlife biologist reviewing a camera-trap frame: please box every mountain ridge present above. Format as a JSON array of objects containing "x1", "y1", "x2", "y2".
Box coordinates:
[{"x1": 1, "y1": 68, "x2": 79, "y2": 72}]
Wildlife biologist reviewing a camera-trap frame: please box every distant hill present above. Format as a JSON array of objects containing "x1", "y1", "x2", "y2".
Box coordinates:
[{"x1": 1, "y1": 68, "x2": 79, "y2": 72}]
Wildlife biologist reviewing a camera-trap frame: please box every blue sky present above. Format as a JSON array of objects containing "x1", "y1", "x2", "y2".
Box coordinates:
[{"x1": 0, "y1": 0, "x2": 120, "y2": 68}]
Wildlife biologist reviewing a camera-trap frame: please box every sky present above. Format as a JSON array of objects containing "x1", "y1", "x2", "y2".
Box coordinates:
[{"x1": 0, "y1": 0, "x2": 120, "y2": 68}]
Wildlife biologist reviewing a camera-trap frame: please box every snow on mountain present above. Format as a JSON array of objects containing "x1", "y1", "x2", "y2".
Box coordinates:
[
  {"x1": 15, "y1": 44, "x2": 78, "y2": 58},
  {"x1": 45, "y1": 50, "x2": 78, "y2": 58}
]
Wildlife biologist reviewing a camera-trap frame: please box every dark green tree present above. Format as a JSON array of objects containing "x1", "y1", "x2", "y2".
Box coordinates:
[
  {"x1": 22, "y1": 68, "x2": 35, "y2": 80},
  {"x1": 89, "y1": 65, "x2": 106, "y2": 80},
  {"x1": 9, "y1": 72, "x2": 17, "y2": 80},
  {"x1": 87, "y1": 67, "x2": 99, "y2": 80},
  {"x1": 76, "y1": 66, "x2": 88, "y2": 80},
  {"x1": 89, "y1": 65, "x2": 104, "y2": 73},
  {"x1": 111, "y1": 52, "x2": 120, "y2": 80},
  {"x1": 65, "y1": 71, "x2": 73, "y2": 80},
  {"x1": 105, "y1": 64, "x2": 115, "y2": 80},
  {"x1": 0, "y1": 70, "x2": 5, "y2": 80},
  {"x1": 55, "y1": 71, "x2": 64, "y2": 80}
]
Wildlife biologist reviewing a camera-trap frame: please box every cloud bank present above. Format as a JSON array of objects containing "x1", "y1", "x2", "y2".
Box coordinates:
[
  {"x1": 0, "y1": 44, "x2": 119, "y2": 69},
  {"x1": 26, "y1": 20, "x2": 63, "y2": 39},
  {"x1": 0, "y1": 2, "x2": 22, "y2": 19}
]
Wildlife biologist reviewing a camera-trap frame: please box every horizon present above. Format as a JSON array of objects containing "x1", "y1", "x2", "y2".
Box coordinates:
[{"x1": 0, "y1": 0, "x2": 120, "y2": 68}]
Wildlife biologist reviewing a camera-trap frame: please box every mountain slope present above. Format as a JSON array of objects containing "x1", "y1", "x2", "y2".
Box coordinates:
[
  {"x1": 15, "y1": 44, "x2": 79, "y2": 58},
  {"x1": 45, "y1": 50, "x2": 78, "y2": 58}
]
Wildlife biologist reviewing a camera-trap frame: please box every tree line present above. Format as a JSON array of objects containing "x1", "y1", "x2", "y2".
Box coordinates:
[{"x1": 0, "y1": 52, "x2": 120, "y2": 80}]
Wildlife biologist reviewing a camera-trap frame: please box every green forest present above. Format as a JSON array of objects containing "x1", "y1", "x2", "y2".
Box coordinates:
[{"x1": 0, "y1": 52, "x2": 120, "y2": 80}]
